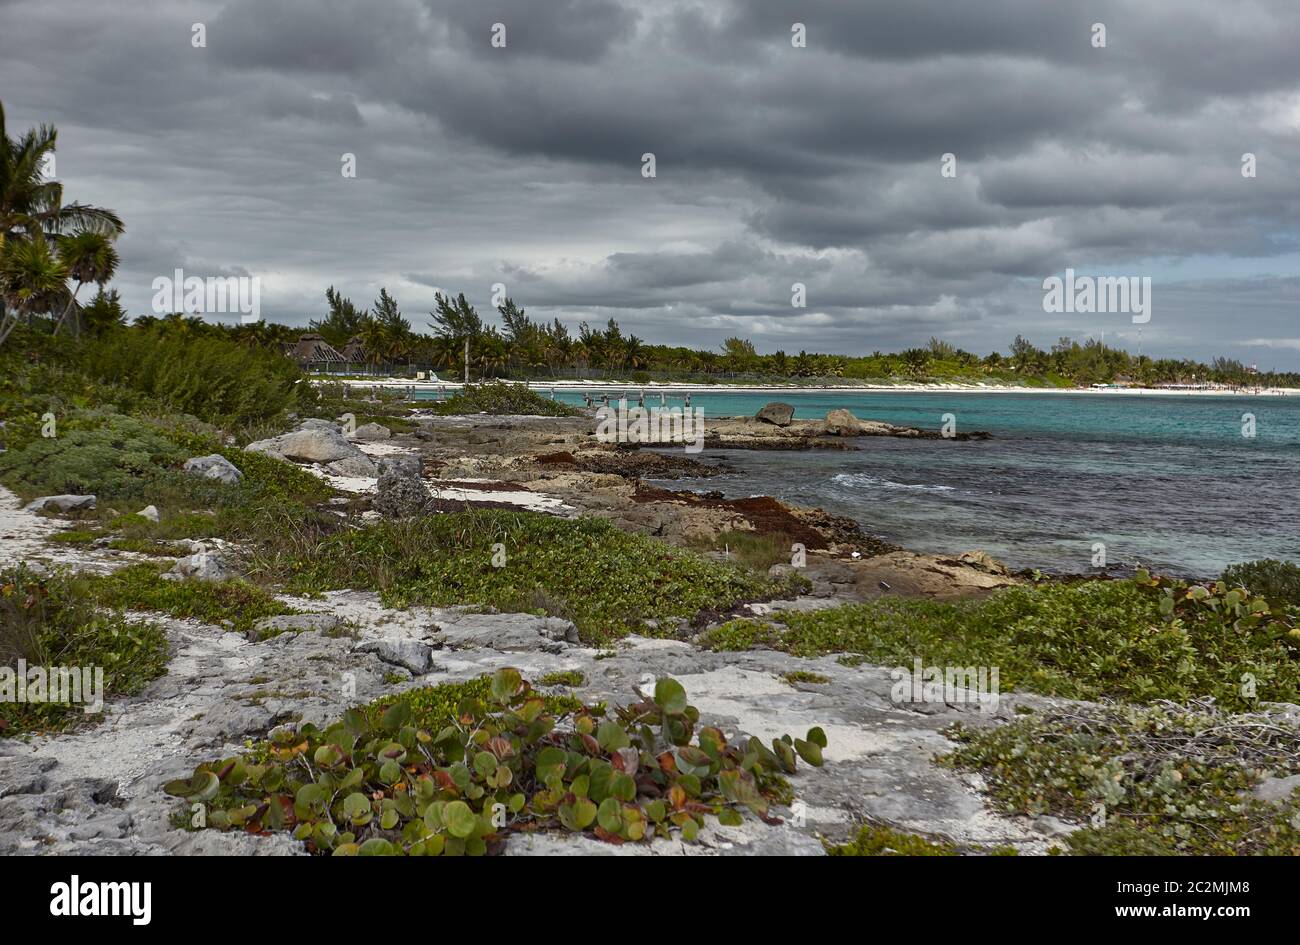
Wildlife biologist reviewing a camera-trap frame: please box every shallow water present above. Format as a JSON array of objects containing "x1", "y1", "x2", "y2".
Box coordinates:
[{"x1": 548, "y1": 390, "x2": 1300, "y2": 576}]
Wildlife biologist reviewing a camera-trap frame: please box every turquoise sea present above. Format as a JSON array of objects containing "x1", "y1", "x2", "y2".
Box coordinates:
[{"x1": 542, "y1": 389, "x2": 1300, "y2": 577}]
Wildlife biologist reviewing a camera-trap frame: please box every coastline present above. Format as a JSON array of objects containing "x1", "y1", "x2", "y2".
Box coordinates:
[{"x1": 321, "y1": 377, "x2": 1298, "y2": 398}]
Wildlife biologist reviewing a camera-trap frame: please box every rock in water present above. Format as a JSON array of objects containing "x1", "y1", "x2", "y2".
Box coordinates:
[
  {"x1": 755, "y1": 402, "x2": 796, "y2": 426},
  {"x1": 244, "y1": 428, "x2": 367, "y2": 464},
  {"x1": 24, "y1": 495, "x2": 96, "y2": 513},
  {"x1": 182, "y1": 454, "x2": 244, "y2": 484},
  {"x1": 825, "y1": 408, "x2": 864, "y2": 436}
]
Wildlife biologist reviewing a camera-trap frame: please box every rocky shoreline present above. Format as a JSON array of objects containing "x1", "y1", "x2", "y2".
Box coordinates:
[{"x1": 0, "y1": 404, "x2": 1148, "y2": 856}]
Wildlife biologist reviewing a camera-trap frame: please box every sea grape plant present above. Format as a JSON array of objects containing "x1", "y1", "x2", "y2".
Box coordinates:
[{"x1": 164, "y1": 669, "x2": 826, "y2": 855}]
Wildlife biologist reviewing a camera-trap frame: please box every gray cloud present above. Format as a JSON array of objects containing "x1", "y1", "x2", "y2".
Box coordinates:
[{"x1": 2, "y1": 0, "x2": 1299, "y2": 366}]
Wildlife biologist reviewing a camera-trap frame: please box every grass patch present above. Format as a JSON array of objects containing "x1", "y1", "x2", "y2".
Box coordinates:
[
  {"x1": 1, "y1": 565, "x2": 169, "y2": 737},
  {"x1": 942, "y1": 702, "x2": 1300, "y2": 856},
  {"x1": 824, "y1": 823, "x2": 958, "y2": 856},
  {"x1": 698, "y1": 575, "x2": 1300, "y2": 709},
  {"x1": 781, "y1": 670, "x2": 830, "y2": 686},
  {"x1": 429, "y1": 381, "x2": 579, "y2": 418},
  {"x1": 537, "y1": 670, "x2": 585, "y2": 687},
  {"x1": 253, "y1": 509, "x2": 802, "y2": 645},
  {"x1": 691, "y1": 529, "x2": 798, "y2": 573},
  {"x1": 86, "y1": 563, "x2": 298, "y2": 636}
]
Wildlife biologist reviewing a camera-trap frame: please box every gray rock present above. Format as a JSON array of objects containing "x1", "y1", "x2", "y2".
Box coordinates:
[
  {"x1": 182, "y1": 454, "x2": 243, "y2": 485},
  {"x1": 352, "y1": 422, "x2": 392, "y2": 441},
  {"x1": 1254, "y1": 773, "x2": 1300, "y2": 804},
  {"x1": 245, "y1": 428, "x2": 366, "y2": 465},
  {"x1": 163, "y1": 551, "x2": 236, "y2": 583},
  {"x1": 295, "y1": 418, "x2": 340, "y2": 432},
  {"x1": 247, "y1": 613, "x2": 343, "y2": 642},
  {"x1": 326, "y1": 455, "x2": 378, "y2": 477},
  {"x1": 374, "y1": 470, "x2": 431, "y2": 518},
  {"x1": 825, "y1": 408, "x2": 864, "y2": 436},
  {"x1": 378, "y1": 455, "x2": 422, "y2": 477},
  {"x1": 755, "y1": 402, "x2": 795, "y2": 426},
  {"x1": 431, "y1": 612, "x2": 579, "y2": 652},
  {"x1": 354, "y1": 638, "x2": 436, "y2": 673},
  {"x1": 137, "y1": 505, "x2": 160, "y2": 522},
  {"x1": 24, "y1": 494, "x2": 96, "y2": 513}
]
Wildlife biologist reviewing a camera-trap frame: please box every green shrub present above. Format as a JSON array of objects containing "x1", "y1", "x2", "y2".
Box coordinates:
[
  {"x1": 430, "y1": 381, "x2": 578, "y2": 417},
  {"x1": 80, "y1": 325, "x2": 310, "y2": 428},
  {"x1": 252, "y1": 509, "x2": 801, "y2": 645},
  {"x1": 698, "y1": 574, "x2": 1300, "y2": 709},
  {"x1": 86, "y1": 563, "x2": 298, "y2": 635},
  {"x1": 164, "y1": 668, "x2": 825, "y2": 855},
  {"x1": 943, "y1": 702, "x2": 1300, "y2": 856},
  {"x1": 0, "y1": 414, "x2": 186, "y2": 502},
  {"x1": 1, "y1": 565, "x2": 169, "y2": 736},
  {"x1": 1222, "y1": 559, "x2": 1300, "y2": 608}
]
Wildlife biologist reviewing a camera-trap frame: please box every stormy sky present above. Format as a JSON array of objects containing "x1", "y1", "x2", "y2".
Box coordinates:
[{"x1": 3, "y1": 0, "x2": 1300, "y2": 366}]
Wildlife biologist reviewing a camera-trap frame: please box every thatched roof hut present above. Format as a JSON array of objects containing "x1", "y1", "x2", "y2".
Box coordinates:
[{"x1": 284, "y1": 332, "x2": 345, "y2": 367}]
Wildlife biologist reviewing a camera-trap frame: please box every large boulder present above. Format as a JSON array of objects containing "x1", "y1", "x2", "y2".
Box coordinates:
[
  {"x1": 24, "y1": 495, "x2": 96, "y2": 513},
  {"x1": 378, "y1": 455, "x2": 422, "y2": 477},
  {"x1": 245, "y1": 428, "x2": 366, "y2": 465},
  {"x1": 825, "y1": 408, "x2": 864, "y2": 436},
  {"x1": 755, "y1": 402, "x2": 795, "y2": 426},
  {"x1": 295, "y1": 418, "x2": 340, "y2": 432},
  {"x1": 326, "y1": 455, "x2": 379, "y2": 478},
  {"x1": 352, "y1": 422, "x2": 392, "y2": 441},
  {"x1": 182, "y1": 454, "x2": 243, "y2": 485}
]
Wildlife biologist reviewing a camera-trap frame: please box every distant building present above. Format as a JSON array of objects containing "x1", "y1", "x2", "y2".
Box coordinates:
[
  {"x1": 283, "y1": 332, "x2": 346, "y2": 371},
  {"x1": 339, "y1": 335, "x2": 367, "y2": 364}
]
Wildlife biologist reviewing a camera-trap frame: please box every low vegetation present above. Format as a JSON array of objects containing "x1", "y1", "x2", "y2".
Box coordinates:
[
  {"x1": 86, "y1": 563, "x2": 297, "y2": 636},
  {"x1": 428, "y1": 381, "x2": 579, "y2": 418},
  {"x1": 164, "y1": 669, "x2": 825, "y2": 855},
  {"x1": 825, "y1": 823, "x2": 958, "y2": 856},
  {"x1": 699, "y1": 572, "x2": 1300, "y2": 710},
  {"x1": 0, "y1": 565, "x2": 169, "y2": 736},
  {"x1": 1222, "y1": 558, "x2": 1300, "y2": 608},
  {"x1": 253, "y1": 509, "x2": 804, "y2": 645},
  {"x1": 943, "y1": 701, "x2": 1300, "y2": 856}
]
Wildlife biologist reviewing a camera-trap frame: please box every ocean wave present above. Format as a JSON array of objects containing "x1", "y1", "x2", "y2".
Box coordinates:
[{"x1": 832, "y1": 473, "x2": 956, "y2": 493}]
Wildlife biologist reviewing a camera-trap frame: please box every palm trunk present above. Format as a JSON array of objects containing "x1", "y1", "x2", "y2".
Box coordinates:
[{"x1": 53, "y1": 282, "x2": 85, "y2": 336}]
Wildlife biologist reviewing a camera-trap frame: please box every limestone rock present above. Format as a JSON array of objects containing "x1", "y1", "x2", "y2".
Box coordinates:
[
  {"x1": 352, "y1": 422, "x2": 392, "y2": 441},
  {"x1": 430, "y1": 612, "x2": 580, "y2": 652},
  {"x1": 326, "y1": 455, "x2": 378, "y2": 477},
  {"x1": 755, "y1": 402, "x2": 796, "y2": 426},
  {"x1": 373, "y1": 470, "x2": 431, "y2": 518},
  {"x1": 137, "y1": 505, "x2": 160, "y2": 522},
  {"x1": 248, "y1": 613, "x2": 343, "y2": 642},
  {"x1": 245, "y1": 428, "x2": 367, "y2": 465},
  {"x1": 354, "y1": 638, "x2": 436, "y2": 673},
  {"x1": 182, "y1": 454, "x2": 243, "y2": 485},
  {"x1": 825, "y1": 408, "x2": 864, "y2": 436},
  {"x1": 163, "y1": 551, "x2": 236, "y2": 583},
  {"x1": 24, "y1": 494, "x2": 96, "y2": 513}
]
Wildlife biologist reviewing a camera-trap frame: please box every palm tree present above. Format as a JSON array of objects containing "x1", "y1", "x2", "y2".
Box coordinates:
[
  {"x1": 0, "y1": 232, "x2": 68, "y2": 343},
  {"x1": 0, "y1": 102, "x2": 123, "y2": 248},
  {"x1": 53, "y1": 230, "x2": 118, "y2": 336},
  {"x1": 356, "y1": 318, "x2": 389, "y2": 374}
]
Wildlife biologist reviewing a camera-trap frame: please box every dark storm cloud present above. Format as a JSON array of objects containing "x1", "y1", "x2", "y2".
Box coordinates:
[{"x1": 3, "y1": 0, "x2": 1300, "y2": 365}]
